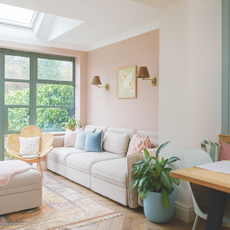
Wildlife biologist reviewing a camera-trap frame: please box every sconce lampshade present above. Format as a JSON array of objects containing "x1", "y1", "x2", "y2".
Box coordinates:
[
  {"x1": 136, "y1": 66, "x2": 150, "y2": 79},
  {"x1": 91, "y1": 76, "x2": 102, "y2": 85}
]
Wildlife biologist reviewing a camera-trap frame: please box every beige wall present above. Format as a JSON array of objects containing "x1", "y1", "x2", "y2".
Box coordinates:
[
  {"x1": 87, "y1": 30, "x2": 159, "y2": 131},
  {"x1": 159, "y1": 0, "x2": 221, "y2": 222}
]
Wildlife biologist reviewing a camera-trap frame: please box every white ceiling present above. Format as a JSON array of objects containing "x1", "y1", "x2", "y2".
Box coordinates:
[{"x1": 0, "y1": 0, "x2": 160, "y2": 51}]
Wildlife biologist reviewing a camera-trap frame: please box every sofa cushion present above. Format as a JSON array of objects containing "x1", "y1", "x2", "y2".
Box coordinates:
[
  {"x1": 85, "y1": 125, "x2": 108, "y2": 134},
  {"x1": 47, "y1": 147, "x2": 84, "y2": 165},
  {"x1": 85, "y1": 131, "x2": 103, "y2": 152},
  {"x1": 66, "y1": 152, "x2": 123, "y2": 175},
  {"x1": 103, "y1": 132, "x2": 129, "y2": 157},
  {"x1": 136, "y1": 130, "x2": 159, "y2": 148},
  {"x1": 106, "y1": 127, "x2": 136, "y2": 139},
  {"x1": 75, "y1": 128, "x2": 96, "y2": 150},
  {"x1": 127, "y1": 131, "x2": 151, "y2": 156},
  {"x1": 0, "y1": 169, "x2": 42, "y2": 196},
  {"x1": 64, "y1": 129, "x2": 77, "y2": 147},
  {"x1": 91, "y1": 158, "x2": 127, "y2": 188}
]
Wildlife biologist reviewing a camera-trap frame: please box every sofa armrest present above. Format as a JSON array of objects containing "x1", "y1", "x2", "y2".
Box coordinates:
[
  {"x1": 53, "y1": 136, "x2": 65, "y2": 148},
  {"x1": 127, "y1": 153, "x2": 144, "y2": 209}
]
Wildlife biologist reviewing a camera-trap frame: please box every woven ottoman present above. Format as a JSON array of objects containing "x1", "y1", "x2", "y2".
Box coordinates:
[{"x1": 0, "y1": 169, "x2": 42, "y2": 215}]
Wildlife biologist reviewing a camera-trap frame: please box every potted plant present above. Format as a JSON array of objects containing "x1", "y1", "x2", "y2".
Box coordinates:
[
  {"x1": 63, "y1": 116, "x2": 82, "y2": 131},
  {"x1": 131, "y1": 141, "x2": 180, "y2": 223}
]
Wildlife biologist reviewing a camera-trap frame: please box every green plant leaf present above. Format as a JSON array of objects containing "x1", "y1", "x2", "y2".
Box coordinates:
[
  {"x1": 167, "y1": 157, "x2": 181, "y2": 164},
  {"x1": 143, "y1": 148, "x2": 149, "y2": 157},
  {"x1": 161, "y1": 188, "x2": 170, "y2": 209},
  {"x1": 145, "y1": 156, "x2": 154, "y2": 165},
  {"x1": 161, "y1": 171, "x2": 172, "y2": 189},
  {"x1": 171, "y1": 177, "x2": 180, "y2": 186},
  {"x1": 155, "y1": 159, "x2": 161, "y2": 174},
  {"x1": 164, "y1": 167, "x2": 172, "y2": 172},
  {"x1": 131, "y1": 179, "x2": 139, "y2": 190},
  {"x1": 134, "y1": 160, "x2": 145, "y2": 165},
  {"x1": 156, "y1": 141, "x2": 170, "y2": 159},
  {"x1": 155, "y1": 182, "x2": 162, "y2": 191}
]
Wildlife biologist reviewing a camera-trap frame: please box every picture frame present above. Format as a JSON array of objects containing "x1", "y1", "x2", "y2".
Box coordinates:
[{"x1": 117, "y1": 66, "x2": 137, "y2": 99}]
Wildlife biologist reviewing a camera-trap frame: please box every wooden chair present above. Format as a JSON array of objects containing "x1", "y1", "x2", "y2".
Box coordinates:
[{"x1": 6, "y1": 126, "x2": 54, "y2": 177}]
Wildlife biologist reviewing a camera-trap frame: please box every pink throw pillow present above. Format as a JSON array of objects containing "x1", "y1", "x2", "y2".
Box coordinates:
[
  {"x1": 127, "y1": 132, "x2": 151, "y2": 156},
  {"x1": 64, "y1": 129, "x2": 78, "y2": 147},
  {"x1": 141, "y1": 148, "x2": 158, "y2": 158},
  {"x1": 219, "y1": 141, "x2": 230, "y2": 161}
]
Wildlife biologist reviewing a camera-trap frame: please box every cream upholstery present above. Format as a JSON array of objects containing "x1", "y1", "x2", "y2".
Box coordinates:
[
  {"x1": 66, "y1": 152, "x2": 123, "y2": 174},
  {"x1": 85, "y1": 125, "x2": 108, "y2": 134},
  {"x1": 103, "y1": 132, "x2": 129, "y2": 156},
  {"x1": 47, "y1": 147, "x2": 84, "y2": 165},
  {"x1": 0, "y1": 168, "x2": 42, "y2": 215},
  {"x1": 46, "y1": 125, "x2": 159, "y2": 207},
  {"x1": 107, "y1": 127, "x2": 136, "y2": 139},
  {"x1": 91, "y1": 158, "x2": 127, "y2": 188}
]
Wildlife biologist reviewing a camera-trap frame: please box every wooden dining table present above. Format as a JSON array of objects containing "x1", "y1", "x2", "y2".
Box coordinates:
[{"x1": 170, "y1": 166, "x2": 230, "y2": 230}]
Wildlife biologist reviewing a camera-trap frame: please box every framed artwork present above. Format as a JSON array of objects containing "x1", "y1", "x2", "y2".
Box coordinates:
[{"x1": 117, "y1": 66, "x2": 137, "y2": 99}]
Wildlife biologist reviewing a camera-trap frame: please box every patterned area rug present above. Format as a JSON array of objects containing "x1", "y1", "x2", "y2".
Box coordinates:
[{"x1": 0, "y1": 173, "x2": 122, "y2": 230}]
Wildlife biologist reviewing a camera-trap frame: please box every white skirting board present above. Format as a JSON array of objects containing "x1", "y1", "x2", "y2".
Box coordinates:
[{"x1": 174, "y1": 201, "x2": 195, "y2": 223}]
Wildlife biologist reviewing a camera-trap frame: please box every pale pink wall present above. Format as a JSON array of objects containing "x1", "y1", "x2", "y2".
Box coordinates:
[
  {"x1": 0, "y1": 40, "x2": 88, "y2": 126},
  {"x1": 87, "y1": 30, "x2": 159, "y2": 131}
]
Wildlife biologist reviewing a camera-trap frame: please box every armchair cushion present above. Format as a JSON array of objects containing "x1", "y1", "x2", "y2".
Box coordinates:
[{"x1": 19, "y1": 137, "x2": 40, "y2": 155}]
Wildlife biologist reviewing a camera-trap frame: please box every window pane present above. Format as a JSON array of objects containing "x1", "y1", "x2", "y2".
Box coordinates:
[
  {"x1": 4, "y1": 134, "x2": 17, "y2": 160},
  {"x1": 37, "y1": 84, "x2": 74, "y2": 106},
  {"x1": 5, "y1": 55, "x2": 30, "y2": 80},
  {"x1": 8, "y1": 108, "x2": 30, "y2": 131},
  {"x1": 5, "y1": 82, "x2": 30, "y2": 105},
  {"x1": 36, "y1": 107, "x2": 75, "y2": 131},
  {"x1": 37, "y1": 58, "x2": 73, "y2": 81}
]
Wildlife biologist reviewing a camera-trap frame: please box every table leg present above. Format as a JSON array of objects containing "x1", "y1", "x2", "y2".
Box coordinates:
[{"x1": 205, "y1": 189, "x2": 227, "y2": 230}]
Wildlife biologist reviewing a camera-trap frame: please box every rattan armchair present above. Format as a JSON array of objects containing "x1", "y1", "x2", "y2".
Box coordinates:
[{"x1": 6, "y1": 126, "x2": 54, "y2": 176}]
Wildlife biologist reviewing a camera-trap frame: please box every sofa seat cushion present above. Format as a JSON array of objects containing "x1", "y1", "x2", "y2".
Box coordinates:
[
  {"x1": 47, "y1": 147, "x2": 84, "y2": 165},
  {"x1": 66, "y1": 152, "x2": 123, "y2": 175},
  {"x1": 0, "y1": 169, "x2": 42, "y2": 196},
  {"x1": 91, "y1": 158, "x2": 127, "y2": 188}
]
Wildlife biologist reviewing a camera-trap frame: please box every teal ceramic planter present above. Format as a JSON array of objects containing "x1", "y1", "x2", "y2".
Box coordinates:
[{"x1": 143, "y1": 189, "x2": 176, "y2": 223}]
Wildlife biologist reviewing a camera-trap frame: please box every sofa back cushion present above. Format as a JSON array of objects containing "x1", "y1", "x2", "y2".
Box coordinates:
[
  {"x1": 85, "y1": 125, "x2": 108, "y2": 134},
  {"x1": 103, "y1": 131, "x2": 130, "y2": 157},
  {"x1": 136, "y1": 130, "x2": 159, "y2": 148},
  {"x1": 106, "y1": 127, "x2": 136, "y2": 139},
  {"x1": 75, "y1": 128, "x2": 96, "y2": 150},
  {"x1": 85, "y1": 131, "x2": 103, "y2": 152},
  {"x1": 64, "y1": 129, "x2": 78, "y2": 147},
  {"x1": 127, "y1": 131, "x2": 152, "y2": 156}
]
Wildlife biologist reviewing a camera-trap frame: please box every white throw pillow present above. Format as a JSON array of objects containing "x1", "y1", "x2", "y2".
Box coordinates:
[
  {"x1": 103, "y1": 131, "x2": 129, "y2": 156},
  {"x1": 19, "y1": 137, "x2": 40, "y2": 156}
]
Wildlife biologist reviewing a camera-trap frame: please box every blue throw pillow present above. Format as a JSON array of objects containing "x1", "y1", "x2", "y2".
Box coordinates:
[
  {"x1": 85, "y1": 130, "x2": 103, "y2": 152},
  {"x1": 75, "y1": 128, "x2": 95, "y2": 150}
]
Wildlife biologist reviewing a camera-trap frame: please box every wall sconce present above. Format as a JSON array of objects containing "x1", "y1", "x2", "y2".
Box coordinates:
[
  {"x1": 136, "y1": 66, "x2": 156, "y2": 86},
  {"x1": 91, "y1": 76, "x2": 109, "y2": 91}
]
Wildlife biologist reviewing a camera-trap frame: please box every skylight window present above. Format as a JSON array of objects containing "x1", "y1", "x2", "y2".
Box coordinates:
[{"x1": 0, "y1": 4, "x2": 38, "y2": 29}]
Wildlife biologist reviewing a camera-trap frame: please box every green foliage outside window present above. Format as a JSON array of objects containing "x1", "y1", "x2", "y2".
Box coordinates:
[{"x1": 6, "y1": 84, "x2": 75, "y2": 131}]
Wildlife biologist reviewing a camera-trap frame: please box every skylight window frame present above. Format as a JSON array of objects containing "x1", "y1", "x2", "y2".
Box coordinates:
[{"x1": 0, "y1": 11, "x2": 39, "y2": 29}]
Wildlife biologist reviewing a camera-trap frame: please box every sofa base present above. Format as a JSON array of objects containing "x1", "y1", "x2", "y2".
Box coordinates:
[
  {"x1": 46, "y1": 159, "x2": 66, "y2": 177},
  {"x1": 66, "y1": 166, "x2": 90, "y2": 188},
  {"x1": 0, "y1": 190, "x2": 42, "y2": 215},
  {"x1": 91, "y1": 177, "x2": 128, "y2": 206}
]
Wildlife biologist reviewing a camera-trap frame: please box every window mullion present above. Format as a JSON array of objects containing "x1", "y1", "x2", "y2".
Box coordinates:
[
  {"x1": 0, "y1": 53, "x2": 4, "y2": 161},
  {"x1": 30, "y1": 54, "x2": 37, "y2": 126}
]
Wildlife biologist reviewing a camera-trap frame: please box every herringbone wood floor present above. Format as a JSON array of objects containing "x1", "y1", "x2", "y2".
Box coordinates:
[{"x1": 46, "y1": 170, "x2": 229, "y2": 230}]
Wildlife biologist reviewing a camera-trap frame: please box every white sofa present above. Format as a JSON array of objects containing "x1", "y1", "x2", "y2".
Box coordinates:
[{"x1": 46, "y1": 125, "x2": 158, "y2": 207}]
